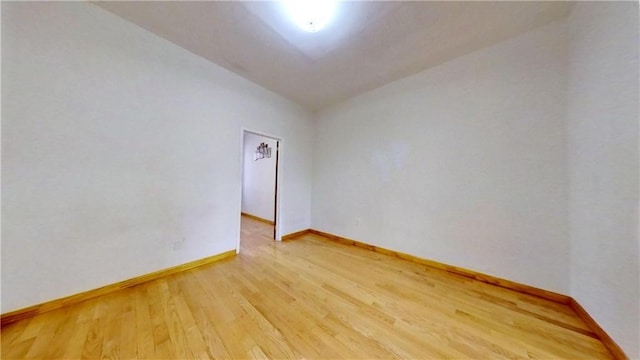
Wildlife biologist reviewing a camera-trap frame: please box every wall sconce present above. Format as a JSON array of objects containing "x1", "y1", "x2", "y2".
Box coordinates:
[{"x1": 254, "y1": 142, "x2": 272, "y2": 161}]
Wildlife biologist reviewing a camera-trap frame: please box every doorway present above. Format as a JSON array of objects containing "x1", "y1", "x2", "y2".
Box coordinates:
[{"x1": 240, "y1": 130, "x2": 281, "y2": 251}]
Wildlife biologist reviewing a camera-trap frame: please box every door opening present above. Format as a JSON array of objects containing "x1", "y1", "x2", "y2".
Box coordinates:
[{"x1": 239, "y1": 130, "x2": 282, "y2": 251}]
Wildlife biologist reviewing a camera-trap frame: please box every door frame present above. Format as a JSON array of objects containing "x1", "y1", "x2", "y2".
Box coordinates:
[{"x1": 238, "y1": 128, "x2": 283, "y2": 253}]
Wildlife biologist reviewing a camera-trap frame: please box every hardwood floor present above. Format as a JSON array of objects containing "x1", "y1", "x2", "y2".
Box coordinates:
[{"x1": 1, "y1": 216, "x2": 613, "y2": 359}]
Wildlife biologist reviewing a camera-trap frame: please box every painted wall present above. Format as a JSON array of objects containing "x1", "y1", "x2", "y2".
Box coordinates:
[
  {"x1": 242, "y1": 132, "x2": 277, "y2": 221},
  {"x1": 566, "y1": 2, "x2": 639, "y2": 358},
  {"x1": 312, "y1": 21, "x2": 570, "y2": 294},
  {"x1": 3, "y1": 1, "x2": 638, "y2": 355},
  {"x1": 1, "y1": 2, "x2": 313, "y2": 313}
]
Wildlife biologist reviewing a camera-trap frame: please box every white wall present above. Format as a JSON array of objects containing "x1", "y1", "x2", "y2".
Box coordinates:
[
  {"x1": 566, "y1": 2, "x2": 639, "y2": 358},
  {"x1": 3, "y1": 2, "x2": 638, "y2": 356},
  {"x1": 1, "y1": 1, "x2": 313, "y2": 313},
  {"x1": 312, "y1": 21, "x2": 570, "y2": 294},
  {"x1": 242, "y1": 132, "x2": 276, "y2": 221}
]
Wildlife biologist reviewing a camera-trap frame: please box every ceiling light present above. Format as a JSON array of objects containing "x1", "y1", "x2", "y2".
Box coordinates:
[{"x1": 281, "y1": 0, "x2": 337, "y2": 33}]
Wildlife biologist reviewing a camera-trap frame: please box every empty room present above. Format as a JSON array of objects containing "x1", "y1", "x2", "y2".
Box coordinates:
[{"x1": 1, "y1": 1, "x2": 638, "y2": 359}]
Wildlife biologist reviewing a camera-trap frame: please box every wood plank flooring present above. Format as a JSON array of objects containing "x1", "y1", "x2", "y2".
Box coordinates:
[{"x1": 1, "y1": 216, "x2": 613, "y2": 359}]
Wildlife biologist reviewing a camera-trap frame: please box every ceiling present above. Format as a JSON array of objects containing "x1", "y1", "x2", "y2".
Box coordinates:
[{"x1": 94, "y1": 1, "x2": 572, "y2": 111}]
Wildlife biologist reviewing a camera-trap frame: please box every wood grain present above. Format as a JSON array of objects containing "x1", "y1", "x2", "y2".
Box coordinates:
[
  {"x1": 309, "y1": 228, "x2": 628, "y2": 359},
  {"x1": 570, "y1": 298, "x2": 629, "y2": 360},
  {"x1": 309, "y1": 229, "x2": 571, "y2": 304},
  {"x1": 241, "y1": 212, "x2": 275, "y2": 225},
  {"x1": 281, "y1": 228, "x2": 311, "y2": 241},
  {"x1": 0, "y1": 217, "x2": 616, "y2": 359},
  {"x1": 0, "y1": 249, "x2": 236, "y2": 326}
]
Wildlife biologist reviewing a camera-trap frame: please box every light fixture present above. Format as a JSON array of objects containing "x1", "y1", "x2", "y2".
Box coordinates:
[{"x1": 281, "y1": 0, "x2": 337, "y2": 33}]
